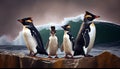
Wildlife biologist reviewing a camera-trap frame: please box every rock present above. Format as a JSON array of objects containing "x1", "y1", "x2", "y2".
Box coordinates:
[
  {"x1": 0, "y1": 50, "x2": 120, "y2": 68},
  {"x1": 0, "y1": 54, "x2": 20, "y2": 68},
  {"x1": 95, "y1": 51, "x2": 120, "y2": 68}
]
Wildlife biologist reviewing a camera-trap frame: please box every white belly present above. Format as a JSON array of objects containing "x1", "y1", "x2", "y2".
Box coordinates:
[
  {"x1": 47, "y1": 36, "x2": 58, "y2": 56},
  {"x1": 63, "y1": 34, "x2": 73, "y2": 55},
  {"x1": 86, "y1": 23, "x2": 96, "y2": 54},
  {"x1": 23, "y1": 27, "x2": 37, "y2": 53}
]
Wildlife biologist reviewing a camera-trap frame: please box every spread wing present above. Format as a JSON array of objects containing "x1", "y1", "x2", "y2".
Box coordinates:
[{"x1": 83, "y1": 29, "x2": 90, "y2": 48}]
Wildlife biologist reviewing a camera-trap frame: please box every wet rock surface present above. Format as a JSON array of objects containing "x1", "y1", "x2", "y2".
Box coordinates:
[{"x1": 0, "y1": 46, "x2": 120, "y2": 68}]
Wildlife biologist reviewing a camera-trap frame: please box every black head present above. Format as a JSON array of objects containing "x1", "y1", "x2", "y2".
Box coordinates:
[
  {"x1": 50, "y1": 26, "x2": 56, "y2": 34},
  {"x1": 61, "y1": 24, "x2": 71, "y2": 31},
  {"x1": 18, "y1": 17, "x2": 33, "y2": 25},
  {"x1": 84, "y1": 11, "x2": 100, "y2": 21}
]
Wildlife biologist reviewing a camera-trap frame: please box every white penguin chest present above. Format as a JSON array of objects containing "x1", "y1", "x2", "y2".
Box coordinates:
[
  {"x1": 49, "y1": 36, "x2": 58, "y2": 46},
  {"x1": 63, "y1": 32, "x2": 73, "y2": 55},
  {"x1": 89, "y1": 23, "x2": 96, "y2": 43},
  {"x1": 23, "y1": 27, "x2": 37, "y2": 50},
  {"x1": 89, "y1": 23, "x2": 96, "y2": 42},
  {"x1": 63, "y1": 34, "x2": 71, "y2": 43},
  {"x1": 87, "y1": 23, "x2": 96, "y2": 52},
  {"x1": 47, "y1": 36, "x2": 58, "y2": 55}
]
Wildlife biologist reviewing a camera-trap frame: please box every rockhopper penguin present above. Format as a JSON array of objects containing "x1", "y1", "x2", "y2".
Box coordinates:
[
  {"x1": 61, "y1": 24, "x2": 74, "y2": 58},
  {"x1": 74, "y1": 11, "x2": 100, "y2": 56},
  {"x1": 46, "y1": 26, "x2": 59, "y2": 58},
  {"x1": 18, "y1": 17, "x2": 48, "y2": 56}
]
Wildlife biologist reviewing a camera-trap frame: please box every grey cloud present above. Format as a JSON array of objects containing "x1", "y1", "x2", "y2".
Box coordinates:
[{"x1": 0, "y1": 0, "x2": 120, "y2": 39}]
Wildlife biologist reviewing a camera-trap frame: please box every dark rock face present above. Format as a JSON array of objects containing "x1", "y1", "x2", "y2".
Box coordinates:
[
  {"x1": 0, "y1": 51, "x2": 120, "y2": 68},
  {"x1": 95, "y1": 51, "x2": 120, "y2": 68},
  {"x1": 0, "y1": 54, "x2": 20, "y2": 68}
]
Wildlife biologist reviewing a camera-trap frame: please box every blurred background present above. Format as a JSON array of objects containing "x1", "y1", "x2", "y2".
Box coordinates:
[{"x1": 0, "y1": 0, "x2": 120, "y2": 40}]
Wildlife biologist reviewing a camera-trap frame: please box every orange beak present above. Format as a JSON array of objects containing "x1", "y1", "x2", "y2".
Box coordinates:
[
  {"x1": 95, "y1": 15, "x2": 100, "y2": 18},
  {"x1": 17, "y1": 19, "x2": 23, "y2": 23}
]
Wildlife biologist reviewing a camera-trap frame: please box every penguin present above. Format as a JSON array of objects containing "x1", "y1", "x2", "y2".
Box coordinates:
[
  {"x1": 61, "y1": 24, "x2": 74, "y2": 58},
  {"x1": 18, "y1": 17, "x2": 48, "y2": 56},
  {"x1": 74, "y1": 11, "x2": 100, "y2": 56},
  {"x1": 46, "y1": 26, "x2": 59, "y2": 58}
]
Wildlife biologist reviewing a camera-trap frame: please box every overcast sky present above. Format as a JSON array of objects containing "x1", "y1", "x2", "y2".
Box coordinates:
[{"x1": 0, "y1": 0, "x2": 120, "y2": 39}]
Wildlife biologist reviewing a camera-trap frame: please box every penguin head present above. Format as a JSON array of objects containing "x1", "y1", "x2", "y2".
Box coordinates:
[
  {"x1": 84, "y1": 11, "x2": 100, "y2": 21},
  {"x1": 61, "y1": 24, "x2": 71, "y2": 31},
  {"x1": 18, "y1": 17, "x2": 33, "y2": 25},
  {"x1": 50, "y1": 26, "x2": 56, "y2": 35}
]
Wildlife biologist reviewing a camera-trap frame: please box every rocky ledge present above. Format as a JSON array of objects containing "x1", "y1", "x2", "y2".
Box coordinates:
[{"x1": 0, "y1": 51, "x2": 120, "y2": 68}]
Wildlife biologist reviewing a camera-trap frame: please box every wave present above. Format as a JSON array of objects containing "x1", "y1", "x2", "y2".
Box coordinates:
[{"x1": 0, "y1": 14, "x2": 120, "y2": 47}]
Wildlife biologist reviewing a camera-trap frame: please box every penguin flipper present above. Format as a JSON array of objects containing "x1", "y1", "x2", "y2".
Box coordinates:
[
  {"x1": 83, "y1": 29, "x2": 90, "y2": 48},
  {"x1": 29, "y1": 26, "x2": 48, "y2": 55},
  {"x1": 36, "y1": 46, "x2": 48, "y2": 55},
  {"x1": 67, "y1": 32, "x2": 75, "y2": 51},
  {"x1": 60, "y1": 43, "x2": 64, "y2": 52}
]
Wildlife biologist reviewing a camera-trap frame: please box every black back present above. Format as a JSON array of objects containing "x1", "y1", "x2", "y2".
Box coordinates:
[
  {"x1": 26, "y1": 24, "x2": 48, "y2": 55},
  {"x1": 74, "y1": 23, "x2": 91, "y2": 56}
]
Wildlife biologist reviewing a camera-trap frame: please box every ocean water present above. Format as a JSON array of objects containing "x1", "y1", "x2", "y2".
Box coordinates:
[
  {"x1": 0, "y1": 41, "x2": 120, "y2": 58},
  {"x1": 90, "y1": 41, "x2": 120, "y2": 57}
]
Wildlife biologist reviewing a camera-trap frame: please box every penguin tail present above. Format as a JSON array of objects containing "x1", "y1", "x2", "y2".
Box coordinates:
[
  {"x1": 74, "y1": 51, "x2": 85, "y2": 56},
  {"x1": 74, "y1": 49, "x2": 85, "y2": 56},
  {"x1": 74, "y1": 51, "x2": 81, "y2": 56},
  {"x1": 36, "y1": 46, "x2": 48, "y2": 55},
  {"x1": 43, "y1": 51, "x2": 48, "y2": 55}
]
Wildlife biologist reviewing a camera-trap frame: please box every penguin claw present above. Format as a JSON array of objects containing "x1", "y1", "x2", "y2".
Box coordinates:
[
  {"x1": 70, "y1": 56, "x2": 74, "y2": 59},
  {"x1": 54, "y1": 54, "x2": 58, "y2": 58},
  {"x1": 48, "y1": 56, "x2": 52, "y2": 58},
  {"x1": 33, "y1": 53, "x2": 37, "y2": 56},
  {"x1": 64, "y1": 55, "x2": 68, "y2": 58},
  {"x1": 64, "y1": 57, "x2": 69, "y2": 58},
  {"x1": 48, "y1": 54, "x2": 52, "y2": 58},
  {"x1": 55, "y1": 56, "x2": 59, "y2": 58},
  {"x1": 28, "y1": 52, "x2": 32, "y2": 56}
]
